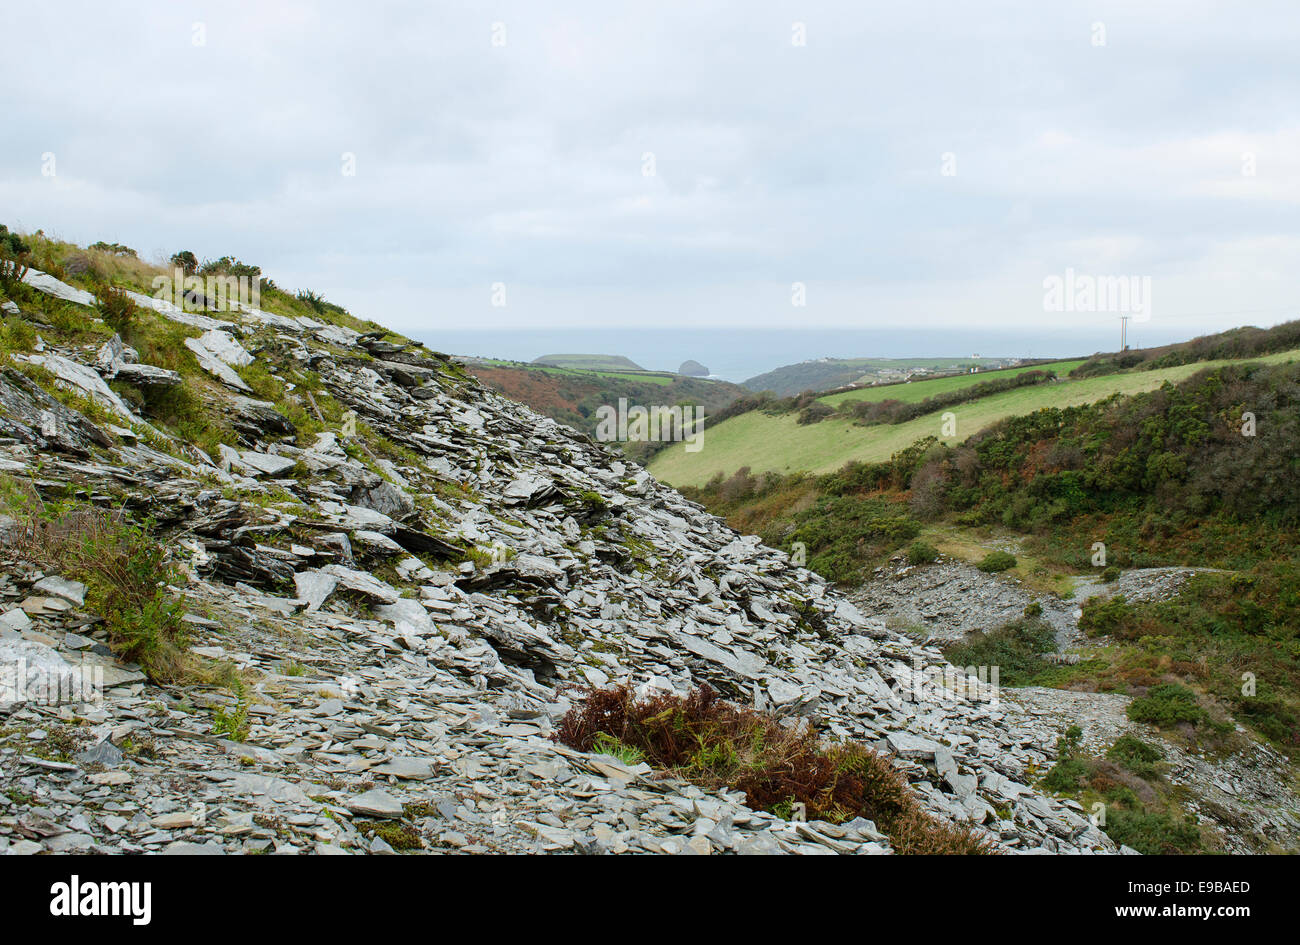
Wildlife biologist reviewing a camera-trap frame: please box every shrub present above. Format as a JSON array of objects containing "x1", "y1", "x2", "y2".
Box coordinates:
[
  {"x1": 1103, "y1": 808, "x2": 1202, "y2": 855},
  {"x1": 212, "y1": 698, "x2": 250, "y2": 741},
  {"x1": 1078, "y1": 594, "x2": 1133, "y2": 636},
  {"x1": 169, "y1": 250, "x2": 198, "y2": 275},
  {"x1": 2, "y1": 482, "x2": 186, "y2": 681},
  {"x1": 1127, "y1": 683, "x2": 1208, "y2": 728},
  {"x1": 791, "y1": 495, "x2": 922, "y2": 583},
  {"x1": 198, "y1": 256, "x2": 261, "y2": 279},
  {"x1": 907, "y1": 541, "x2": 939, "y2": 565},
  {"x1": 1101, "y1": 565, "x2": 1121, "y2": 583},
  {"x1": 556, "y1": 684, "x2": 994, "y2": 855},
  {"x1": 942, "y1": 617, "x2": 1056, "y2": 687},
  {"x1": 355, "y1": 819, "x2": 422, "y2": 851},
  {"x1": 1106, "y1": 735, "x2": 1164, "y2": 780},
  {"x1": 1041, "y1": 725, "x2": 1088, "y2": 793},
  {"x1": 797, "y1": 402, "x2": 834, "y2": 425},
  {"x1": 89, "y1": 241, "x2": 137, "y2": 257},
  {"x1": 976, "y1": 550, "x2": 1017, "y2": 573},
  {"x1": 1023, "y1": 601, "x2": 1042, "y2": 617},
  {"x1": 95, "y1": 284, "x2": 138, "y2": 333},
  {"x1": 296, "y1": 288, "x2": 328, "y2": 314},
  {"x1": 0, "y1": 224, "x2": 32, "y2": 292},
  {"x1": 0, "y1": 315, "x2": 37, "y2": 354}
]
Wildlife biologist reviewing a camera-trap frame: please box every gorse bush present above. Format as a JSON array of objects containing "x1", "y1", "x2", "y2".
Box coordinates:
[
  {"x1": 557, "y1": 684, "x2": 994, "y2": 855},
  {"x1": 792, "y1": 495, "x2": 921, "y2": 582},
  {"x1": 942, "y1": 617, "x2": 1057, "y2": 687},
  {"x1": 907, "y1": 541, "x2": 939, "y2": 565},
  {"x1": 976, "y1": 550, "x2": 1017, "y2": 572},
  {"x1": 296, "y1": 289, "x2": 328, "y2": 314},
  {"x1": 198, "y1": 255, "x2": 261, "y2": 279},
  {"x1": 1078, "y1": 594, "x2": 1132, "y2": 636},
  {"x1": 1103, "y1": 809, "x2": 1203, "y2": 855},
  {"x1": 88, "y1": 241, "x2": 137, "y2": 257},
  {"x1": 1106, "y1": 735, "x2": 1164, "y2": 780},
  {"x1": 1126, "y1": 683, "x2": 1208, "y2": 728},
  {"x1": 1041, "y1": 725, "x2": 1090, "y2": 793}
]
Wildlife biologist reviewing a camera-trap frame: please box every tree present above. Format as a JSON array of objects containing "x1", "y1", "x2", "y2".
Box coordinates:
[{"x1": 170, "y1": 250, "x2": 198, "y2": 276}]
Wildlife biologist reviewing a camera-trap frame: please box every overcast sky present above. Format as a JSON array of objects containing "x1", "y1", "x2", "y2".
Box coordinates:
[{"x1": 4, "y1": 1, "x2": 1298, "y2": 340}]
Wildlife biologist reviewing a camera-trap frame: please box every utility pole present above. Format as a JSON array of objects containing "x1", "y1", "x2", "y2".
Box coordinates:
[{"x1": 1119, "y1": 315, "x2": 1130, "y2": 352}]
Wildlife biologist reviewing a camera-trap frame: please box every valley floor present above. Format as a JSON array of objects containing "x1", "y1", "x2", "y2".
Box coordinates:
[{"x1": 852, "y1": 555, "x2": 1300, "y2": 853}]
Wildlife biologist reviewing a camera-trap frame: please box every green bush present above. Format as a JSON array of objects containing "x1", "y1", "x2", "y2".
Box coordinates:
[
  {"x1": 976, "y1": 550, "x2": 1017, "y2": 573},
  {"x1": 1041, "y1": 725, "x2": 1089, "y2": 793},
  {"x1": 1023, "y1": 601, "x2": 1042, "y2": 617},
  {"x1": 0, "y1": 224, "x2": 32, "y2": 292},
  {"x1": 1101, "y1": 565, "x2": 1121, "y2": 583},
  {"x1": 95, "y1": 284, "x2": 137, "y2": 334},
  {"x1": 2, "y1": 486, "x2": 187, "y2": 682},
  {"x1": 1127, "y1": 683, "x2": 1207, "y2": 727},
  {"x1": 169, "y1": 250, "x2": 198, "y2": 275},
  {"x1": 1078, "y1": 594, "x2": 1133, "y2": 636},
  {"x1": 1106, "y1": 734, "x2": 1164, "y2": 779},
  {"x1": 89, "y1": 241, "x2": 137, "y2": 257},
  {"x1": 907, "y1": 541, "x2": 939, "y2": 565},
  {"x1": 1103, "y1": 809, "x2": 1202, "y2": 855},
  {"x1": 792, "y1": 495, "x2": 922, "y2": 583},
  {"x1": 942, "y1": 618, "x2": 1055, "y2": 686}
]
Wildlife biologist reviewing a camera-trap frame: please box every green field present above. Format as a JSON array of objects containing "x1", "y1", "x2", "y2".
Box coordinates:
[
  {"x1": 819, "y1": 359, "x2": 1089, "y2": 406},
  {"x1": 649, "y1": 349, "x2": 1300, "y2": 487}
]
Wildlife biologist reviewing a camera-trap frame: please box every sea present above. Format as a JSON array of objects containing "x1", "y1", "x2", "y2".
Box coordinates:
[{"x1": 412, "y1": 326, "x2": 1196, "y2": 384}]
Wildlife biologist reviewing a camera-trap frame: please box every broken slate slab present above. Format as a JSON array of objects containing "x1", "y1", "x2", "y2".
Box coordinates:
[
  {"x1": 20, "y1": 353, "x2": 137, "y2": 420},
  {"x1": 348, "y1": 789, "x2": 405, "y2": 819},
  {"x1": 32, "y1": 576, "x2": 87, "y2": 607},
  {"x1": 22, "y1": 269, "x2": 97, "y2": 306},
  {"x1": 373, "y1": 598, "x2": 436, "y2": 635},
  {"x1": 237, "y1": 451, "x2": 298, "y2": 477},
  {"x1": 74, "y1": 738, "x2": 125, "y2": 768},
  {"x1": 319, "y1": 565, "x2": 400, "y2": 604},
  {"x1": 294, "y1": 570, "x2": 339, "y2": 612},
  {"x1": 370, "y1": 757, "x2": 435, "y2": 780},
  {"x1": 185, "y1": 337, "x2": 252, "y2": 392},
  {"x1": 885, "y1": 731, "x2": 942, "y2": 760},
  {"x1": 194, "y1": 329, "x2": 253, "y2": 367}
]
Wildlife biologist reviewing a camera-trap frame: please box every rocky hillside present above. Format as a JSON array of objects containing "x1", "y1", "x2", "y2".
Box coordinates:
[{"x1": 0, "y1": 262, "x2": 1120, "y2": 855}]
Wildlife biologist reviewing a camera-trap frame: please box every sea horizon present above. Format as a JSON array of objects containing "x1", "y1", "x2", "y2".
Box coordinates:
[{"x1": 414, "y1": 326, "x2": 1199, "y2": 384}]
